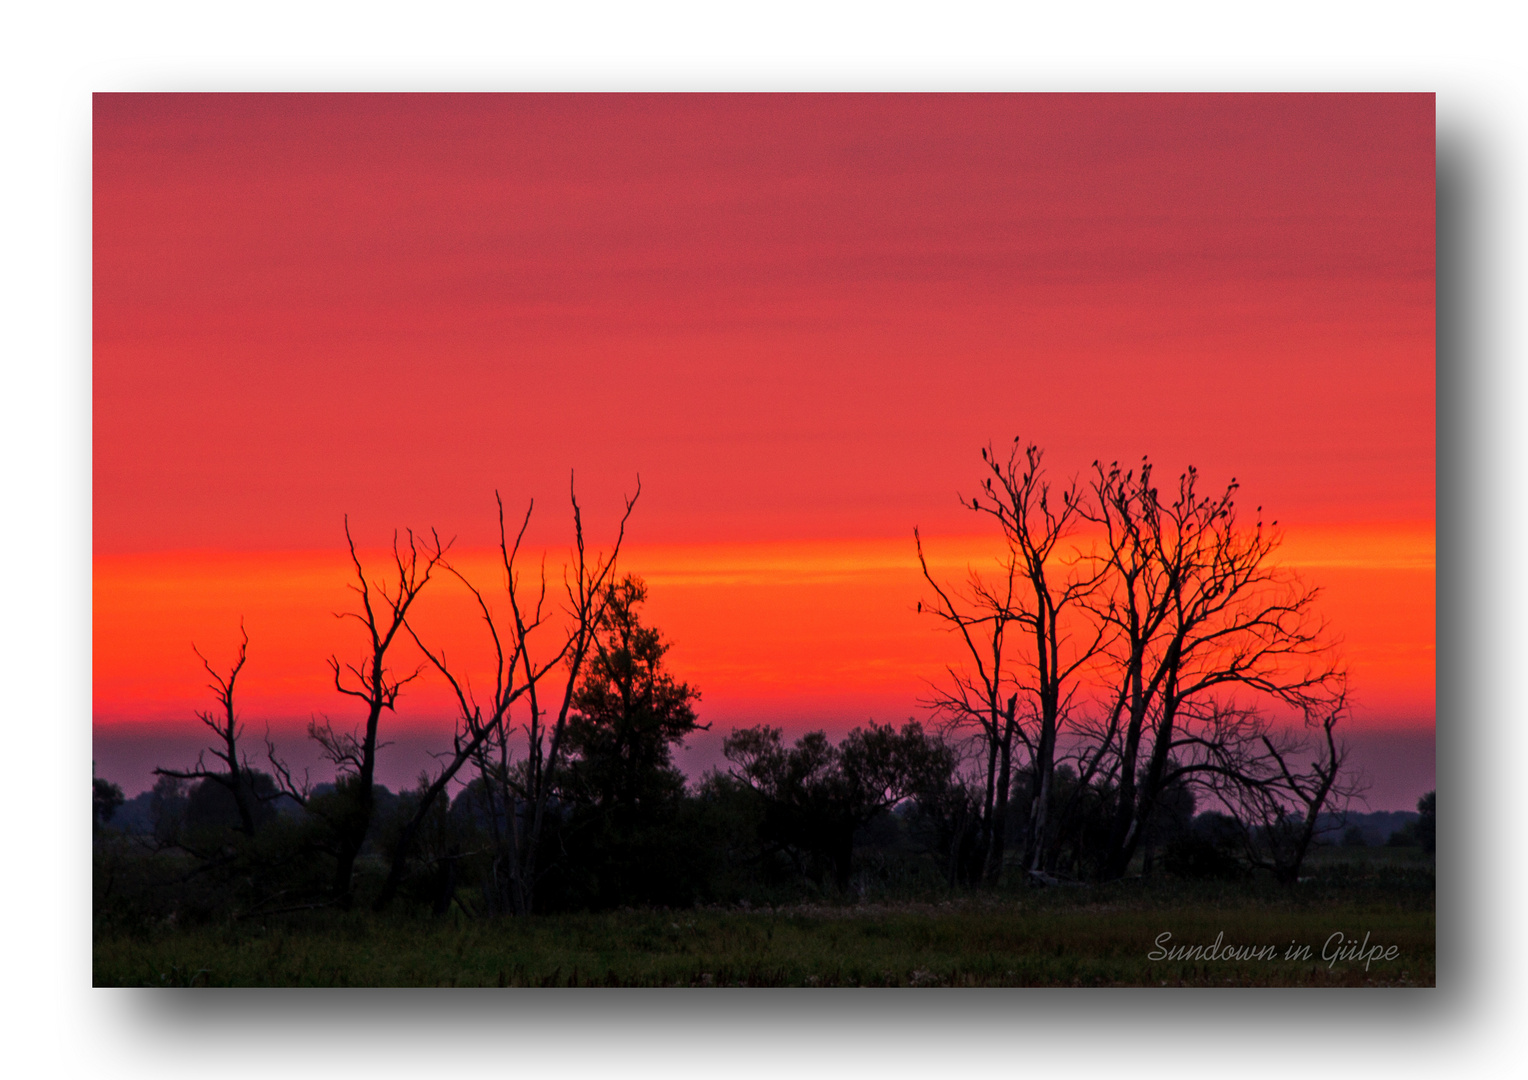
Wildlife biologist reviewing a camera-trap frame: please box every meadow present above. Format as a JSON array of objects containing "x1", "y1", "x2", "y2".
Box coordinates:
[{"x1": 94, "y1": 850, "x2": 1433, "y2": 988}]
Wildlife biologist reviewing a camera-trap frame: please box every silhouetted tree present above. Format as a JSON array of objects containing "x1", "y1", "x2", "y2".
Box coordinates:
[
  {"x1": 1163, "y1": 811, "x2": 1247, "y2": 880},
  {"x1": 1417, "y1": 790, "x2": 1435, "y2": 854},
  {"x1": 149, "y1": 774, "x2": 188, "y2": 846},
  {"x1": 269, "y1": 521, "x2": 447, "y2": 906},
  {"x1": 155, "y1": 623, "x2": 265, "y2": 837},
  {"x1": 185, "y1": 770, "x2": 281, "y2": 835},
  {"x1": 914, "y1": 521, "x2": 1018, "y2": 885},
  {"x1": 1175, "y1": 696, "x2": 1358, "y2": 883},
  {"x1": 916, "y1": 441, "x2": 1105, "y2": 884},
  {"x1": 724, "y1": 721, "x2": 955, "y2": 891},
  {"x1": 93, "y1": 767, "x2": 124, "y2": 830},
  {"x1": 385, "y1": 475, "x2": 639, "y2": 915},
  {"x1": 369, "y1": 491, "x2": 557, "y2": 911},
  {"x1": 907, "y1": 777, "x2": 986, "y2": 887},
  {"x1": 976, "y1": 441, "x2": 1106, "y2": 878},
  {"x1": 1138, "y1": 766, "x2": 1196, "y2": 876},
  {"x1": 1389, "y1": 790, "x2": 1436, "y2": 852},
  {"x1": 1079, "y1": 458, "x2": 1346, "y2": 879},
  {"x1": 1024, "y1": 765, "x2": 1116, "y2": 879},
  {"x1": 563, "y1": 574, "x2": 703, "y2": 813}
]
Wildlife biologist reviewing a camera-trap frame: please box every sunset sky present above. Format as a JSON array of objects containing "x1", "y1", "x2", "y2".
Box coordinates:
[{"x1": 93, "y1": 94, "x2": 1435, "y2": 806}]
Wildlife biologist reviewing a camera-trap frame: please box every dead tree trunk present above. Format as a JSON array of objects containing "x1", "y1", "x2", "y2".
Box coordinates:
[
  {"x1": 275, "y1": 521, "x2": 446, "y2": 907},
  {"x1": 986, "y1": 695, "x2": 1017, "y2": 884},
  {"x1": 1083, "y1": 460, "x2": 1344, "y2": 881},
  {"x1": 915, "y1": 525, "x2": 1017, "y2": 885},
  {"x1": 920, "y1": 441, "x2": 1103, "y2": 883},
  {"x1": 154, "y1": 623, "x2": 260, "y2": 837},
  {"x1": 374, "y1": 475, "x2": 638, "y2": 915}
]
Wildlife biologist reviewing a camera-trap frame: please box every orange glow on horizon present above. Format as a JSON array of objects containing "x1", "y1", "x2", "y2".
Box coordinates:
[{"x1": 94, "y1": 522, "x2": 1434, "y2": 739}]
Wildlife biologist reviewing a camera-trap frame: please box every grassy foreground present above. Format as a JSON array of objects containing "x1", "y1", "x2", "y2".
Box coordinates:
[{"x1": 95, "y1": 868, "x2": 1434, "y2": 988}]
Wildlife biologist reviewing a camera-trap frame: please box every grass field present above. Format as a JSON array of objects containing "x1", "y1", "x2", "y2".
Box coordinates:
[{"x1": 94, "y1": 854, "x2": 1434, "y2": 988}]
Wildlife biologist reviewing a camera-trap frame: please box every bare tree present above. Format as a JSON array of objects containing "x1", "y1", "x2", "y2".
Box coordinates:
[
  {"x1": 972, "y1": 441, "x2": 1107, "y2": 878},
  {"x1": 1193, "y1": 696, "x2": 1360, "y2": 883},
  {"x1": 916, "y1": 440, "x2": 1104, "y2": 883},
  {"x1": 154, "y1": 623, "x2": 263, "y2": 837},
  {"x1": 915, "y1": 525, "x2": 1019, "y2": 884},
  {"x1": 366, "y1": 492, "x2": 547, "y2": 910},
  {"x1": 391, "y1": 474, "x2": 639, "y2": 916},
  {"x1": 269, "y1": 521, "x2": 447, "y2": 906},
  {"x1": 1082, "y1": 459, "x2": 1345, "y2": 880}
]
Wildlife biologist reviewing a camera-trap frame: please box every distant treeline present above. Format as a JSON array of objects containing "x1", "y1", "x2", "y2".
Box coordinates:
[
  {"x1": 92, "y1": 725, "x2": 1436, "y2": 927},
  {"x1": 102, "y1": 781, "x2": 1428, "y2": 851},
  {"x1": 1326, "y1": 809, "x2": 1427, "y2": 849}
]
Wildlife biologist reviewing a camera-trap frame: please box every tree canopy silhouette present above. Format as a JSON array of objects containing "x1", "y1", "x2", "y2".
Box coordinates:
[{"x1": 564, "y1": 574, "x2": 704, "y2": 814}]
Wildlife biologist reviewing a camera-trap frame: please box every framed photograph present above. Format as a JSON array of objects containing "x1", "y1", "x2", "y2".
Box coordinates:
[{"x1": 92, "y1": 93, "x2": 1434, "y2": 987}]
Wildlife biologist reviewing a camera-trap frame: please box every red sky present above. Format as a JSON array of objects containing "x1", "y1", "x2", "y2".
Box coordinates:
[{"x1": 93, "y1": 94, "x2": 1435, "y2": 805}]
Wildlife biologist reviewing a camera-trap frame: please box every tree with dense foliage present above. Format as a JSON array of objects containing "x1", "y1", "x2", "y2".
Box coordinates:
[
  {"x1": 185, "y1": 770, "x2": 282, "y2": 835},
  {"x1": 1387, "y1": 790, "x2": 1435, "y2": 853},
  {"x1": 149, "y1": 774, "x2": 188, "y2": 846},
  {"x1": 563, "y1": 574, "x2": 702, "y2": 813},
  {"x1": 1417, "y1": 790, "x2": 1435, "y2": 854},
  {"x1": 538, "y1": 572, "x2": 707, "y2": 909},
  {"x1": 723, "y1": 721, "x2": 955, "y2": 891},
  {"x1": 92, "y1": 769, "x2": 124, "y2": 830}
]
